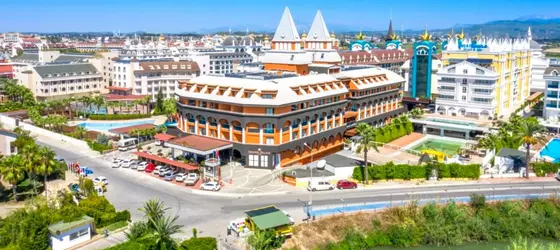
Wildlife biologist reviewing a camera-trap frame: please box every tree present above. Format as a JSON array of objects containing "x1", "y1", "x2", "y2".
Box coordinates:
[
  {"x1": 139, "y1": 198, "x2": 169, "y2": 224},
  {"x1": 355, "y1": 123, "x2": 378, "y2": 185},
  {"x1": 21, "y1": 143, "x2": 40, "y2": 195},
  {"x1": 148, "y1": 215, "x2": 183, "y2": 250},
  {"x1": 162, "y1": 98, "x2": 177, "y2": 122},
  {"x1": 517, "y1": 118, "x2": 547, "y2": 178},
  {"x1": 36, "y1": 146, "x2": 57, "y2": 200},
  {"x1": 155, "y1": 89, "x2": 164, "y2": 113},
  {"x1": 74, "y1": 126, "x2": 88, "y2": 140},
  {"x1": 92, "y1": 95, "x2": 106, "y2": 114},
  {"x1": 410, "y1": 107, "x2": 425, "y2": 119},
  {"x1": 247, "y1": 228, "x2": 284, "y2": 250},
  {"x1": 0, "y1": 155, "x2": 25, "y2": 202},
  {"x1": 78, "y1": 177, "x2": 96, "y2": 197}
]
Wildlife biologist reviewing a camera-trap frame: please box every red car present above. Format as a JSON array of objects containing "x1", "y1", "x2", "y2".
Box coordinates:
[
  {"x1": 336, "y1": 180, "x2": 357, "y2": 189},
  {"x1": 145, "y1": 163, "x2": 156, "y2": 173}
]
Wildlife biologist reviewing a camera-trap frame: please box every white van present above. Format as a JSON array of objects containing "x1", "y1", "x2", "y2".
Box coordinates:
[
  {"x1": 118, "y1": 138, "x2": 138, "y2": 151},
  {"x1": 307, "y1": 180, "x2": 334, "y2": 192}
]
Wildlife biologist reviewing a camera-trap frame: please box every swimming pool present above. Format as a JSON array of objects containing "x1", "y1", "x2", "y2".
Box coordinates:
[
  {"x1": 540, "y1": 139, "x2": 560, "y2": 162},
  {"x1": 411, "y1": 138, "x2": 465, "y2": 155},
  {"x1": 77, "y1": 120, "x2": 155, "y2": 132}
]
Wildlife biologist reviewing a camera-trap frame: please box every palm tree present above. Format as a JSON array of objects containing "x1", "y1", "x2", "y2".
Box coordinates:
[
  {"x1": 36, "y1": 146, "x2": 56, "y2": 199},
  {"x1": 74, "y1": 126, "x2": 88, "y2": 140},
  {"x1": 355, "y1": 123, "x2": 378, "y2": 184},
  {"x1": 92, "y1": 95, "x2": 105, "y2": 114},
  {"x1": 139, "y1": 198, "x2": 170, "y2": 223},
  {"x1": 149, "y1": 215, "x2": 183, "y2": 250},
  {"x1": 0, "y1": 155, "x2": 25, "y2": 202},
  {"x1": 21, "y1": 143, "x2": 40, "y2": 195},
  {"x1": 517, "y1": 118, "x2": 548, "y2": 178},
  {"x1": 79, "y1": 96, "x2": 92, "y2": 114}
]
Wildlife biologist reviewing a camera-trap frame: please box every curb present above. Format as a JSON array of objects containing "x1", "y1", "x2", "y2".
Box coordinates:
[{"x1": 190, "y1": 189, "x2": 290, "y2": 197}]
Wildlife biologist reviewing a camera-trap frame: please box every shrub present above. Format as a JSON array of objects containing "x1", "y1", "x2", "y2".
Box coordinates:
[
  {"x1": 89, "y1": 113, "x2": 151, "y2": 120},
  {"x1": 470, "y1": 194, "x2": 486, "y2": 210},
  {"x1": 180, "y1": 237, "x2": 217, "y2": 250},
  {"x1": 87, "y1": 140, "x2": 113, "y2": 153},
  {"x1": 533, "y1": 162, "x2": 560, "y2": 177},
  {"x1": 114, "y1": 210, "x2": 131, "y2": 222},
  {"x1": 96, "y1": 133, "x2": 109, "y2": 145}
]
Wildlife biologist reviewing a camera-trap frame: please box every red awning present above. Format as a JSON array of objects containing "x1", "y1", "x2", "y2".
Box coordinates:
[
  {"x1": 154, "y1": 133, "x2": 176, "y2": 142},
  {"x1": 132, "y1": 152, "x2": 198, "y2": 171}
]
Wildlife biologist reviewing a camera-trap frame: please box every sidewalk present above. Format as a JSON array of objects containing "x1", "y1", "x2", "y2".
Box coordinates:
[{"x1": 73, "y1": 231, "x2": 127, "y2": 250}]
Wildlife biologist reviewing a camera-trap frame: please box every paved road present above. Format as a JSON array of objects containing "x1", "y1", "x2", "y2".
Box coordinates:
[{"x1": 39, "y1": 138, "x2": 560, "y2": 248}]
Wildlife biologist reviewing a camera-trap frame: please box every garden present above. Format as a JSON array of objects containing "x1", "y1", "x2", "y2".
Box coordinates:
[{"x1": 284, "y1": 195, "x2": 560, "y2": 250}]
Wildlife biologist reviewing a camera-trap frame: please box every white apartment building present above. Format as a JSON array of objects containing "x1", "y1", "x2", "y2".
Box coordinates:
[
  {"x1": 528, "y1": 28, "x2": 549, "y2": 93},
  {"x1": 18, "y1": 63, "x2": 103, "y2": 101},
  {"x1": 198, "y1": 50, "x2": 253, "y2": 75},
  {"x1": 110, "y1": 59, "x2": 200, "y2": 100},
  {"x1": 88, "y1": 51, "x2": 118, "y2": 92},
  {"x1": 435, "y1": 61, "x2": 499, "y2": 119},
  {"x1": 544, "y1": 63, "x2": 560, "y2": 120}
]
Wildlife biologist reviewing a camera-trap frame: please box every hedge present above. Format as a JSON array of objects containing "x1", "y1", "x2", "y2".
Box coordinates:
[
  {"x1": 352, "y1": 162, "x2": 481, "y2": 181},
  {"x1": 533, "y1": 162, "x2": 560, "y2": 177},
  {"x1": 180, "y1": 237, "x2": 217, "y2": 250},
  {"x1": 374, "y1": 119, "x2": 414, "y2": 144},
  {"x1": 88, "y1": 113, "x2": 151, "y2": 120},
  {"x1": 87, "y1": 140, "x2": 113, "y2": 153}
]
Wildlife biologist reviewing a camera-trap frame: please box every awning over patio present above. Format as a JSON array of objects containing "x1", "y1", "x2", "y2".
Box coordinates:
[
  {"x1": 344, "y1": 128, "x2": 357, "y2": 137},
  {"x1": 132, "y1": 152, "x2": 198, "y2": 171},
  {"x1": 166, "y1": 134, "x2": 233, "y2": 156},
  {"x1": 154, "y1": 133, "x2": 176, "y2": 142}
]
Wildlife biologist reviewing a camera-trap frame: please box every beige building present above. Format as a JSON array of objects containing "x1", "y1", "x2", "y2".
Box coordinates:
[
  {"x1": 89, "y1": 51, "x2": 119, "y2": 93},
  {"x1": 18, "y1": 63, "x2": 103, "y2": 101}
]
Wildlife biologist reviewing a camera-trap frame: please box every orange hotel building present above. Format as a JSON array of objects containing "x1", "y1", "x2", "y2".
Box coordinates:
[{"x1": 174, "y1": 7, "x2": 406, "y2": 169}]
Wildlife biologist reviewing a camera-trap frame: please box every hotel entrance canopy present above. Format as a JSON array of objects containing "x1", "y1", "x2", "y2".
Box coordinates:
[{"x1": 166, "y1": 134, "x2": 233, "y2": 156}]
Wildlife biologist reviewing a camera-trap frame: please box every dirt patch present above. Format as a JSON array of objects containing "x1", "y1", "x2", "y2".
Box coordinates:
[{"x1": 283, "y1": 212, "x2": 384, "y2": 250}]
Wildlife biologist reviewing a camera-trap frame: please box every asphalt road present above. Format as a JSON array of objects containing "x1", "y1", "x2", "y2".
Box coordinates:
[{"x1": 40, "y1": 139, "x2": 560, "y2": 240}]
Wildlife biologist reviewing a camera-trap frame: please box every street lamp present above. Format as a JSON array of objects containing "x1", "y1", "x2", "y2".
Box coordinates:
[
  {"x1": 297, "y1": 199, "x2": 310, "y2": 221},
  {"x1": 340, "y1": 198, "x2": 345, "y2": 214},
  {"x1": 303, "y1": 142, "x2": 313, "y2": 206}
]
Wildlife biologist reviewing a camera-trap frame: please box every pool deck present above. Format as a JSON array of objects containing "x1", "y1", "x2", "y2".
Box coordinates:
[{"x1": 67, "y1": 116, "x2": 167, "y2": 127}]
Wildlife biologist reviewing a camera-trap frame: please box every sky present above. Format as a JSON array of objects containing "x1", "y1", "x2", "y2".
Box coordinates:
[{"x1": 1, "y1": 0, "x2": 559, "y2": 33}]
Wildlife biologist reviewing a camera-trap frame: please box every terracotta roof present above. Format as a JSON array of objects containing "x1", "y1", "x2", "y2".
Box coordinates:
[
  {"x1": 154, "y1": 133, "x2": 176, "y2": 142},
  {"x1": 107, "y1": 86, "x2": 131, "y2": 91},
  {"x1": 168, "y1": 134, "x2": 232, "y2": 152},
  {"x1": 104, "y1": 94, "x2": 147, "y2": 101},
  {"x1": 132, "y1": 152, "x2": 198, "y2": 171},
  {"x1": 109, "y1": 123, "x2": 155, "y2": 134},
  {"x1": 344, "y1": 128, "x2": 357, "y2": 137}
]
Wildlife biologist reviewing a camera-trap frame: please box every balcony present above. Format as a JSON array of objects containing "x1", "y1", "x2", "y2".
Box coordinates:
[
  {"x1": 264, "y1": 128, "x2": 274, "y2": 134},
  {"x1": 547, "y1": 93, "x2": 559, "y2": 98},
  {"x1": 546, "y1": 104, "x2": 559, "y2": 108},
  {"x1": 548, "y1": 84, "x2": 559, "y2": 89},
  {"x1": 233, "y1": 126, "x2": 243, "y2": 132}
]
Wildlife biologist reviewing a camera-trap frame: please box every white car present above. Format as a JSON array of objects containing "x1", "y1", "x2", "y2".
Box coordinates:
[
  {"x1": 93, "y1": 176, "x2": 108, "y2": 185},
  {"x1": 111, "y1": 159, "x2": 122, "y2": 168},
  {"x1": 307, "y1": 180, "x2": 334, "y2": 192},
  {"x1": 137, "y1": 162, "x2": 148, "y2": 171},
  {"x1": 184, "y1": 173, "x2": 200, "y2": 186},
  {"x1": 200, "y1": 181, "x2": 221, "y2": 191},
  {"x1": 120, "y1": 159, "x2": 134, "y2": 168},
  {"x1": 175, "y1": 173, "x2": 187, "y2": 182},
  {"x1": 153, "y1": 165, "x2": 164, "y2": 175}
]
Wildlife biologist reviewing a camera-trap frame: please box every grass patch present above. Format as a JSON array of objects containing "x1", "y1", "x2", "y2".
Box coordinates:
[{"x1": 98, "y1": 220, "x2": 128, "y2": 233}]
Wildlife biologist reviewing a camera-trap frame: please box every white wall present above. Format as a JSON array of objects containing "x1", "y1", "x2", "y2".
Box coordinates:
[
  {"x1": 50, "y1": 224, "x2": 92, "y2": 250},
  {"x1": 0, "y1": 115, "x2": 90, "y2": 150}
]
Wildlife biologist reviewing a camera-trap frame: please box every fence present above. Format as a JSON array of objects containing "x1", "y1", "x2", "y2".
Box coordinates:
[
  {"x1": 0, "y1": 114, "x2": 90, "y2": 149},
  {"x1": 306, "y1": 186, "x2": 560, "y2": 220}
]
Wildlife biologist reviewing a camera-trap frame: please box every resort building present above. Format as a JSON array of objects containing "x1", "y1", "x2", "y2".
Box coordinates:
[
  {"x1": 174, "y1": 8, "x2": 406, "y2": 169},
  {"x1": 543, "y1": 62, "x2": 560, "y2": 120},
  {"x1": 108, "y1": 59, "x2": 200, "y2": 101},
  {"x1": 527, "y1": 27, "x2": 549, "y2": 93},
  {"x1": 17, "y1": 63, "x2": 103, "y2": 101},
  {"x1": 438, "y1": 31, "x2": 532, "y2": 119}
]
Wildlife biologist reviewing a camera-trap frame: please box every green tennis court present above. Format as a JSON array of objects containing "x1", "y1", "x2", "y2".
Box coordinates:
[{"x1": 412, "y1": 139, "x2": 464, "y2": 155}]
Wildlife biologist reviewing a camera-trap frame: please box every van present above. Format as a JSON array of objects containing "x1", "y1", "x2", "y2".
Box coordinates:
[
  {"x1": 118, "y1": 138, "x2": 138, "y2": 151},
  {"x1": 307, "y1": 180, "x2": 334, "y2": 192}
]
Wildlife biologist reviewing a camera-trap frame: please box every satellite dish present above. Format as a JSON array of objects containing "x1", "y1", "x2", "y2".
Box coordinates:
[{"x1": 317, "y1": 159, "x2": 326, "y2": 170}]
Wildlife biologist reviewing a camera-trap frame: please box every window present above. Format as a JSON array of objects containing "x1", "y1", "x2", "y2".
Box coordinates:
[
  {"x1": 463, "y1": 69, "x2": 468, "y2": 74},
  {"x1": 69, "y1": 228, "x2": 88, "y2": 241},
  {"x1": 462, "y1": 96, "x2": 467, "y2": 101},
  {"x1": 291, "y1": 104, "x2": 297, "y2": 111},
  {"x1": 260, "y1": 155, "x2": 268, "y2": 167},
  {"x1": 462, "y1": 79, "x2": 468, "y2": 84},
  {"x1": 266, "y1": 138, "x2": 274, "y2": 145},
  {"x1": 262, "y1": 94, "x2": 273, "y2": 99},
  {"x1": 265, "y1": 108, "x2": 274, "y2": 115},
  {"x1": 462, "y1": 87, "x2": 467, "y2": 93},
  {"x1": 249, "y1": 155, "x2": 259, "y2": 167}
]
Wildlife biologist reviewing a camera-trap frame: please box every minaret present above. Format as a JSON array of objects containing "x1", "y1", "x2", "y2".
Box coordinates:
[
  {"x1": 386, "y1": 19, "x2": 394, "y2": 40},
  {"x1": 271, "y1": 7, "x2": 301, "y2": 50},
  {"x1": 305, "y1": 10, "x2": 332, "y2": 49},
  {"x1": 528, "y1": 26, "x2": 533, "y2": 40}
]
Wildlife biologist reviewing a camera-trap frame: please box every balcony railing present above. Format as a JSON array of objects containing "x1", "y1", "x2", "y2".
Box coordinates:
[
  {"x1": 546, "y1": 104, "x2": 559, "y2": 108},
  {"x1": 264, "y1": 128, "x2": 274, "y2": 134},
  {"x1": 233, "y1": 126, "x2": 242, "y2": 131},
  {"x1": 548, "y1": 84, "x2": 559, "y2": 89},
  {"x1": 247, "y1": 128, "x2": 259, "y2": 133}
]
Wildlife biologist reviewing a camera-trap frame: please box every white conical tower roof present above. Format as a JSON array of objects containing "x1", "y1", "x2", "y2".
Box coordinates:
[
  {"x1": 272, "y1": 7, "x2": 300, "y2": 42},
  {"x1": 307, "y1": 10, "x2": 330, "y2": 41}
]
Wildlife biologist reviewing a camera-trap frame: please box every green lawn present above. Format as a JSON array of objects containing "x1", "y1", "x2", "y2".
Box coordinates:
[
  {"x1": 412, "y1": 139, "x2": 464, "y2": 155},
  {"x1": 97, "y1": 220, "x2": 128, "y2": 233}
]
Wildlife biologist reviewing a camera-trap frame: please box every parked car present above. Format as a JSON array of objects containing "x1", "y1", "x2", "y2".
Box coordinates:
[
  {"x1": 120, "y1": 159, "x2": 134, "y2": 168},
  {"x1": 93, "y1": 176, "x2": 108, "y2": 185},
  {"x1": 336, "y1": 180, "x2": 357, "y2": 189},
  {"x1": 163, "y1": 172, "x2": 175, "y2": 181},
  {"x1": 145, "y1": 163, "x2": 156, "y2": 173},
  {"x1": 159, "y1": 168, "x2": 172, "y2": 177},
  {"x1": 137, "y1": 161, "x2": 148, "y2": 171},
  {"x1": 200, "y1": 181, "x2": 221, "y2": 191},
  {"x1": 153, "y1": 165, "x2": 164, "y2": 175},
  {"x1": 111, "y1": 159, "x2": 122, "y2": 168},
  {"x1": 307, "y1": 180, "x2": 334, "y2": 192},
  {"x1": 129, "y1": 160, "x2": 139, "y2": 169},
  {"x1": 184, "y1": 173, "x2": 200, "y2": 186},
  {"x1": 175, "y1": 173, "x2": 187, "y2": 182}
]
